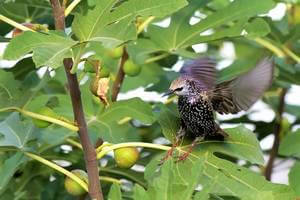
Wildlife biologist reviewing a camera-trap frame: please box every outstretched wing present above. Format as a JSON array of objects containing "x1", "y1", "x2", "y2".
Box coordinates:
[
  {"x1": 211, "y1": 57, "x2": 274, "y2": 114},
  {"x1": 180, "y1": 57, "x2": 216, "y2": 90}
]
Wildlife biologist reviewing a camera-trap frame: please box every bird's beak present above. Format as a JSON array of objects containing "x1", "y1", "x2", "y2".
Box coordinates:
[{"x1": 162, "y1": 90, "x2": 174, "y2": 97}]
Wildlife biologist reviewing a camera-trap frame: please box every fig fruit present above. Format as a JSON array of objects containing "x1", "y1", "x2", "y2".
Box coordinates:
[
  {"x1": 99, "y1": 67, "x2": 110, "y2": 78},
  {"x1": 107, "y1": 46, "x2": 123, "y2": 59},
  {"x1": 64, "y1": 169, "x2": 88, "y2": 196},
  {"x1": 114, "y1": 147, "x2": 139, "y2": 168},
  {"x1": 32, "y1": 107, "x2": 57, "y2": 128},
  {"x1": 123, "y1": 60, "x2": 141, "y2": 77}
]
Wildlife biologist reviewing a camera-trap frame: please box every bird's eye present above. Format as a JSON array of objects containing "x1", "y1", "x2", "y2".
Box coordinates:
[{"x1": 175, "y1": 87, "x2": 183, "y2": 91}]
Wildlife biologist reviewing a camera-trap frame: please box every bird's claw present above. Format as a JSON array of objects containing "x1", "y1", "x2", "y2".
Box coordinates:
[
  {"x1": 159, "y1": 148, "x2": 174, "y2": 165},
  {"x1": 175, "y1": 152, "x2": 190, "y2": 163}
]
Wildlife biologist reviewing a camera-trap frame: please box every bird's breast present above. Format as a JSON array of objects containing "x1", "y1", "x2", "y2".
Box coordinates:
[{"x1": 178, "y1": 95, "x2": 215, "y2": 136}]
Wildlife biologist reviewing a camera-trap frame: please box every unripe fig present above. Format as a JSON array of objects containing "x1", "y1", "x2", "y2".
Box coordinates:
[
  {"x1": 84, "y1": 60, "x2": 97, "y2": 73},
  {"x1": 32, "y1": 107, "x2": 57, "y2": 128},
  {"x1": 123, "y1": 60, "x2": 141, "y2": 77},
  {"x1": 90, "y1": 76, "x2": 99, "y2": 96},
  {"x1": 107, "y1": 46, "x2": 124, "y2": 59},
  {"x1": 64, "y1": 169, "x2": 88, "y2": 196},
  {"x1": 99, "y1": 67, "x2": 110, "y2": 78},
  {"x1": 114, "y1": 147, "x2": 139, "y2": 168},
  {"x1": 288, "y1": 5, "x2": 300, "y2": 25},
  {"x1": 280, "y1": 117, "x2": 291, "y2": 140}
]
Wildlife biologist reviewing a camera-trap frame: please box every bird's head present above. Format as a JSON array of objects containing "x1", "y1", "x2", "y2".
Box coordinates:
[{"x1": 163, "y1": 77, "x2": 190, "y2": 97}]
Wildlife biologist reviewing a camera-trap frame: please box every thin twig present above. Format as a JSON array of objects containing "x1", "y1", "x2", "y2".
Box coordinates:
[
  {"x1": 49, "y1": 1, "x2": 103, "y2": 199},
  {"x1": 137, "y1": 16, "x2": 155, "y2": 34},
  {"x1": 111, "y1": 48, "x2": 128, "y2": 101},
  {"x1": 65, "y1": 0, "x2": 81, "y2": 17},
  {"x1": 253, "y1": 38, "x2": 285, "y2": 58},
  {"x1": 264, "y1": 88, "x2": 287, "y2": 180},
  {"x1": 0, "y1": 107, "x2": 78, "y2": 131},
  {"x1": 0, "y1": 14, "x2": 36, "y2": 32},
  {"x1": 24, "y1": 152, "x2": 88, "y2": 192}
]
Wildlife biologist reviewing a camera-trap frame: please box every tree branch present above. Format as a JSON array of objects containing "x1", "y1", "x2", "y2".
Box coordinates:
[
  {"x1": 111, "y1": 48, "x2": 128, "y2": 101},
  {"x1": 264, "y1": 88, "x2": 287, "y2": 181},
  {"x1": 49, "y1": 1, "x2": 103, "y2": 199}
]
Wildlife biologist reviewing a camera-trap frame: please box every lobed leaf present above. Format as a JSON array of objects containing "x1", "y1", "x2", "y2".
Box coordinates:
[
  {"x1": 0, "y1": 113, "x2": 36, "y2": 150},
  {"x1": 288, "y1": 162, "x2": 300, "y2": 196},
  {"x1": 108, "y1": 183, "x2": 122, "y2": 200},
  {"x1": 279, "y1": 130, "x2": 300, "y2": 158},
  {"x1": 0, "y1": 152, "x2": 27, "y2": 195},
  {"x1": 72, "y1": 0, "x2": 187, "y2": 47},
  {"x1": 3, "y1": 31, "x2": 77, "y2": 69},
  {"x1": 98, "y1": 97, "x2": 155, "y2": 124}
]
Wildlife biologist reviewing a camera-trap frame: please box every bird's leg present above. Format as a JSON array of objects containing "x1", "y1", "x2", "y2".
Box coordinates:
[
  {"x1": 176, "y1": 136, "x2": 204, "y2": 162},
  {"x1": 160, "y1": 126, "x2": 186, "y2": 164}
]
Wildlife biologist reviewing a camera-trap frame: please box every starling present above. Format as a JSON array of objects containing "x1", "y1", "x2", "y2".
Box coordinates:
[{"x1": 163, "y1": 57, "x2": 274, "y2": 161}]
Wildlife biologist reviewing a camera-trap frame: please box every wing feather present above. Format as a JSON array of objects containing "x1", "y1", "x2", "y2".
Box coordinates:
[
  {"x1": 211, "y1": 57, "x2": 274, "y2": 114},
  {"x1": 180, "y1": 57, "x2": 216, "y2": 90}
]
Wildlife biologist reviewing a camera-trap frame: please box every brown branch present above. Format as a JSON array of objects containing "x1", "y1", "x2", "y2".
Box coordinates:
[
  {"x1": 49, "y1": 1, "x2": 103, "y2": 199},
  {"x1": 111, "y1": 48, "x2": 128, "y2": 101},
  {"x1": 264, "y1": 88, "x2": 287, "y2": 181}
]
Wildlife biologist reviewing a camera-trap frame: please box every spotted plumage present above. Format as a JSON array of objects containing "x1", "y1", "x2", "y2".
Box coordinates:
[
  {"x1": 178, "y1": 84, "x2": 216, "y2": 138},
  {"x1": 162, "y1": 57, "x2": 274, "y2": 161}
]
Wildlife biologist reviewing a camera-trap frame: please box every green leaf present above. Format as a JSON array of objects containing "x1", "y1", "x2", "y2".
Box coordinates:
[
  {"x1": 145, "y1": 158, "x2": 205, "y2": 200},
  {"x1": 0, "y1": 113, "x2": 36, "y2": 150},
  {"x1": 108, "y1": 183, "x2": 122, "y2": 200},
  {"x1": 0, "y1": 0, "x2": 51, "y2": 23},
  {"x1": 178, "y1": 0, "x2": 274, "y2": 47},
  {"x1": 245, "y1": 18, "x2": 271, "y2": 38},
  {"x1": 109, "y1": 0, "x2": 188, "y2": 20},
  {"x1": 0, "y1": 71, "x2": 23, "y2": 109},
  {"x1": 37, "y1": 128, "x2": 74, "y2": 153},
  {"x1": 127, "y1": 39, "x2": 165, "y2": 64},
  {"x1": 4, "y1": 57, "x2": 35, "y2": 80},
  {"x1": 197, "y1": 153, "x2": 295, "y2": 200},
  {"x1": 72, "y1": 0, "x2": 187, "y2": 47},
  {"x1": 156, "y1": 106, "x2": 180, "y2": 143},
  {"x1": 3, "y1": 31, "x2": 77, "y2": 68},
  {"x1": 133, "y1": 184, "x2": 149, "y2": 200},
  {"x1": 0, "y1": 152, "x2": 26, "y2": 195},
  {"x1": 289, "y1": 162, "x2": 300, "y2": 196},
  {"x1": 146, "y1": 0, "x2": 274, "y2": 51},
  {"x1": 101, "y1": 167, "x2": 146, "y2": 188},
  {"x1": 98, "y1": 98, "x2": 155, "y2": 124},
  {"x1": 279, "y1": 130, "x2": 300, "y2": 158}
]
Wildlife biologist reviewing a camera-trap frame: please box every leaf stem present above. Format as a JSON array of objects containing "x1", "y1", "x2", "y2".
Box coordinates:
[
  {"x1": 100, "y1": 176, "x2": 121, "y2": 184},
  {"x1": 253, "y1": 38, "x2": 285, "y2": 58},
  {"x1": 144, "y1": 53, "x2": 169, "y2": 64},
  {"x1": 281, "y1": 45, "x2": 300, "y2": 63},
  {"x1": 0, "y1": 107, "x2": 78, "y2": 131},
  {"x1": 137, "y1": 16, "x2": 155, "y2": 34},
  {"x1": 65, "y1": 0, "x2": 81, "y2": 17},
  {"x1": 254, "y1": 37, "x2": 300, "y2": 63},
  {"x1": 24, "y1": 152, "x2": 88, "y2": 192},
  {"x1": 66, "y1": 138, "x2": 82, "y2": 149},
  {"x1": 97, "y1": 142, "x2": 170, "y2": 160},
  {"x1": 264, "y1": 89, "x2": 287, "y2": 180},
  {"x1": 0, "y1": 14, "x2": 35, "y2": 32}
]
